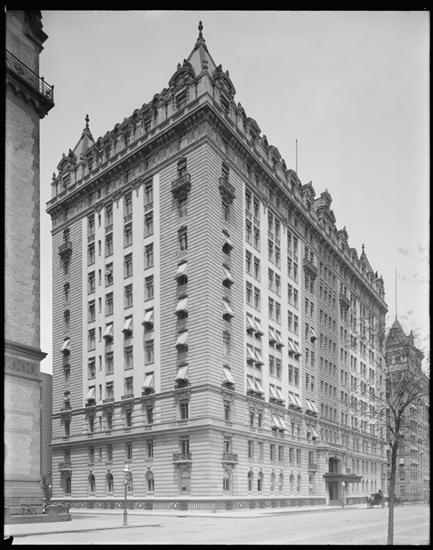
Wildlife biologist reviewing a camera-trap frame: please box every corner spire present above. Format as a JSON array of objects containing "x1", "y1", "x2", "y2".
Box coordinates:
[
  {"x1": 85, "y1": 113, "x2": 90, "y2": 129},
  {"x1": 198, "y1": 20, "x2": 204, "y2": 40}
]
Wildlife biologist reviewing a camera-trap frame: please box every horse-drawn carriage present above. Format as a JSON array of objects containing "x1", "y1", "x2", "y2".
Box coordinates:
[{"x1": 366, "y1": 492, "x2": 385, "y2": 508}]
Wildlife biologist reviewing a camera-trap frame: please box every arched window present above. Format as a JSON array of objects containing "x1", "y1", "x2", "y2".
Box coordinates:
[
  {"x1": 247, "y1": 471, "x2": 254, "y2": 492},
  {"x1": 179, "y1": 469, "x2": 191, "y2": 493},
  {"x1": 257, "y1": 471, "x2": 264, "y2": 492},
  {"x1": 279, "y1": 473, "x2": 284, "y2": 492},
  {"x1": 297, "y1": 474, "x2": 301, "y2": 492},
  {"x1": 106, "y1": 473, "x2": 114, "y2": 494},
  {"x1": 223, "y1": 469, "x2": 231, "y2": 493},
  {"x1": 88, "y1": 474, "x2": 96, "y2": 494},
  {"x1": 270, "y1": 472, "x2": 276, "y2": 492},
  {"x1": 146, "y1": 471, "x2": 154, "y2": 493},
  {"x1": 289, "y1": 473, "x2": 294, "y2": 493}
]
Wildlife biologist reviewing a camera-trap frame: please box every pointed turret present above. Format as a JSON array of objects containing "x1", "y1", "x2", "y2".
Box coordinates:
[
  {"x1": 186, "y1": 21, "x2": 217, "y2": 74},
  {"x1": 386, "y1": 318, "x2": 408, "y2": 348},
  {"x1": 72, "y1": 114, "x2": 95, "y2": 159}
]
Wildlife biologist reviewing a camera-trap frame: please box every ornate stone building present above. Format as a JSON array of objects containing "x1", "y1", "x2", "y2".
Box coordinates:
[
  {"x1": 385, "y1": 319, "x2": 430, "y2": 502},
  {"x1": 47, "y1": 23, "x2": 388, "y2": 510},
  {"x1": 5, "y1": 10, "x2": 54, "y2": 507}
]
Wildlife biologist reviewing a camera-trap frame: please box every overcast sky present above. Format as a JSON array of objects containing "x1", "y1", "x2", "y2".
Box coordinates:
[{"x1": 38, "y1": 10, "x2": 429, "y2": 374}]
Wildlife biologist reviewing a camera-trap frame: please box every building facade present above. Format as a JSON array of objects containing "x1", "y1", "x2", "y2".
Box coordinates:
[
  {"x1": 5, "y1": 10, "x2": 54, "y2": 507},
  {"x1": 40, "y1": 372, "x2": 53, "y2": 495},
  {"x1": 385, "y1": 320, "x2": 430, "y2": 502},
  {"x1": 47, "y1": 23, "x2": 388, "y2": 511}
]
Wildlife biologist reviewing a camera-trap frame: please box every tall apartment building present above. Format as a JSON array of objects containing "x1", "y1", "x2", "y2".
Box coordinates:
[
  {"x1": 41, "y1": 372, "x2": 53, "y2": 491},
  {"x1": 385, "y1": 319, "x2": 430, "y2": 502},
  {"x1": 47, "y1": 23, "x2": 388, "y2": 510},
  {"x1": 5, "y1": 10, "x2": 54, "y2": 508}
]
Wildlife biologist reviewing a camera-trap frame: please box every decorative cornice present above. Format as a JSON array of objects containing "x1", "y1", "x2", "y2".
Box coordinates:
[{"x1": 4, "y1": 338, "x2": 47, "y2": 361}]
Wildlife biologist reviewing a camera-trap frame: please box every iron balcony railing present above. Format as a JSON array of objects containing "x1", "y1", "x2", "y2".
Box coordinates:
[
  {"x1": 173, "y1": 452, "x2": 192, "y2": 462},
  {"x1": 222, "y1": 452, "x2": 238, "y2": 463},
  {"x1": 6, "y1": 49, "x2": 54, "y2": 103},
  {"x1": 58, "y1": 462, "x2": 72, "y2": 471}
]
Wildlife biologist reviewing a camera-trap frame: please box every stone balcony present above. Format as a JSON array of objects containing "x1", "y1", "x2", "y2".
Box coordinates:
[
  {"x1": 307, "y1": 463, "x2": 318, "y2": 471},
  {"x1": 303, "y1": 257, "x2": 318, "y2": 278},
  {"x1": 222, "y1": 452, "x2": 238, "y2": 463},
  {"x1": 171, "y1": 173, "x2": 191, "y2": 200},
  {"x1": 58, "y1": 241, "x2": 72, "y2": 260},
  {"x1": 58, "y1": 462, "x2": 72, "y2": 472},
  {"x1": 219, "y1": 176, "x2": 236, "y2": 204},
  {"x1": 173, "y1": 452, "x2": 192, "y2": 463}
]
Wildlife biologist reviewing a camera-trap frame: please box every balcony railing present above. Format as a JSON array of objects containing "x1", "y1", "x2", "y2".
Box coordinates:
[
  {"x1": 303, "y1": 257, "x2": 318, "y2": 278},
  {"x1": 219, "y1": 176, "x2": 236, "y2": 204},
  {"x1": 121, "y1": 393, "x2": 134, "y2": 401},
  {"x1": 58, "y1": 241, "x2": 72, "y2": 259},
  {"x1": 6, "y1": 49, "x2": 54, "y2": 105},
  {"x1": 222, "y1": 452, "x2": 238, "y2": 463},
  {"x1": 171, "y1": 173, "x2": 191, "y2": 200},
  {"x1": 58, "y1": 462, "x2": 72, "y2": 472},
  {"x1": 307, "y1": 463, "x2": 318, "y2": 471},
  {"x1": 339, "y1": 293, "x2": 351, "y2": 309},
  {"x1": 173, "y1": 452, "x2": 192, "y2": 463},
  {"x1": 103, "y1": 397, "x2": 114, "y2": 404}
]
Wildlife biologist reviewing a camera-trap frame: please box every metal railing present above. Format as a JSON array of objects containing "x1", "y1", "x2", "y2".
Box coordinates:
[
  {"x1": 173, "y1": 452, "x2": 192, "y2": 462},
  {"x1": 6, "y1": 49, "x2": 54, "y2": 103}
]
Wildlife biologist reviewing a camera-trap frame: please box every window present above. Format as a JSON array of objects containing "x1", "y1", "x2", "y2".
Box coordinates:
[
  {"x1": 254, "y1": 287, "x2": 260, "y2": 310},
  {"x1": 123, "y1": 192, "x2": 132, "y2": 217},
  {"x1": 105, "y1": 381, "x2": 114, "y2": 400},
  {"x1": 106, "y1": 444, "x2": 113, "y2": 463},
  {"x1": 64, "y1": 282, "x2": 70, "y2": 302},
  {"x1": 64, "y1": 309, "x2": 70, "y2": 331},
  {"x1": 125, "y1": 409, "x2": 133, "y2": 428},
  {"x1": 257, "y1": 471, "x2": 264, "y2": 492},
  {"x1": 124, "y1": 222, "x2": 133, "y2": 247},
  {"x1": 176, "y1": 89, "x2": 188, "y2": 110},
  {"x1": 124, "y1": 284, "x2": 133, "y2": 308},
  {"x1": 105, "y1": 233, "x2": 113, "y2": 256},
  {"x1": 122, "y1": 254, "x2": 133, "y2": 279},
  {"x1": 223, "y1": 469, "x2": 231, "y2": 492},
  {"x1": 146, "y1": 405, "x2": 153, "y2": 424},
  {"x1": 254, "y1": 257, "x2": 260, "y2": 279},
  {"x1": 126, "y1": 442, "x2": 133, "y2": 461},
  {"x1": 147, "y1": 441, "x2": 154, "y2": 459},
  {"x1": 64, "y1": 419, "x2": 70, "y2": 437},
  {"x1": 105, "y1": 205, "x2": 113, "y2": 226},
  {"x1": 88, "y1": 272, "x2": 95, "y2": 294},
  {"x1": 144, "y1": 212, "x2": 154, "y2": 237},
  {"x1": 106, "y1": 472, "x2": 114, "y2": 494},
  {"x1": 246, "y1": 220, "x2": 252, "y2": 243},
  {"x1": 144, "y1": 182, "x2": 153, "y2": 205},
  {"x1": 145, "y1": 340, "x2": 154, "y2": 363},
  {"x1": 88, "y1": 300, "x2": 95, "y2": 322},
  {"x1": 125, "y1": 346, "x2": 134, "y2": 370},
  {"x1": 248, "y1": 440, "x2": 254, "y2": 459},
  {"x1": 88, "y1": 243, "x2": 95, "y2": 265},
  {"x1": 179, "y1": 399, "x2": 189, "y2": 420},
  {"x1": 88, "y1": 358, "x2": 96, "y2": 379},
  {"x1": 88, "y1": 329, "x2": 95, "y2": 351},
  {"x1": 246, "y1": 282, "x2": 253, "y2": 305},
  {"x1": 145, "y1": 244, "x2": 153, "y2": 268},
  {"x1": 178, "y1": 196, "x2": 187, "y2": 218},
  {"x1": 253, "y1": 227, "x2": 260, "y2": 248},
  {"x1": 223, "y1": 332, "x2": 231, "y2": 357},
  {"x1": 145, "y1": 276, "x2": 154, "y2": 300},
  {"x1": 105, "y1": 292, "x2": 113, "y2": 315},
  {"x1": 248, "y1": 471, "x2": 254, "y2": 491},
  {"x1": 146, "y1": 471, "x2": 155, "y2": 492},
  {"x1": 178, "y1": 227, "x2": 188, "y2": 251},
  {"x1": 88, "y1": 214, "x2": 95, "y2": 236},
  {"x1": 224, "y1": 400, "x2": 231, "y2": 422}
]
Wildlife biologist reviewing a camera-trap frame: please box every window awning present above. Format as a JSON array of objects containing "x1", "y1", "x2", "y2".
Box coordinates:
[
  {"x1": 223, "y1": 366, "x2": 234, "y2": 384},
  {"x1": 87, "y1": 387, "x2": 96, "y2": 399},
  {"x1": 269, "y1": 386, "x2": 278, "y2": 400},
  {"x1": 246, "y1": 315, "x2": 255, "y2": 333},
  {"x1": 61, "y1": 338, "x2": 70, "y2": 353},
  {"x1": 288, "y1": 392, "x2": 297, "y2": 406},
  {"x1": 310, "y1": 400, "x2": 318, "y2": 413},
  {"x1": 176, "y1": 297, "x2": 188, "y2": 314},
  {"x1": 310, "y1": 327, "x2": 317, "y2": 340},
  {"x1": 176, "y1": 331, "x2": 188, "y2": 348},
  {"x1": 278, "y1": 416, "x2": 287, "y2": 430},
  {"x1": 254, "y1": 349, "x2": 264, "y2": 365},
  {"x1": 306, "y1": 398, "x2": 314, "y2": 412},
  {"x1": 222, "y1": 300, "x2": 234, "y2": 318},
  {"x1": 271, "y1": 414, "x2": 280, "y2": 429},
  {"x1": 246, "y1": 345, "x2": 255, "y2": 363},
  {"x1": 103, "y1": 325, "x2": 113, "y2": 339},
  {"x1": 275, "y1": 387, "x2": 284, "y2": 402},
  {"x1": 122, "y1": 318, "x2": 133, "y2": 333},
  {"x1": 142, "y1": 309, "x2": 154, "y2": 326},
  {"x1": 143, "y1": 372, "x2": 154, "y2": 389},
  {"x1": 255, "y1": 380, "x2": 265, "y2": 395},
  {"x1": 311, "y1": 427, "x2": 319, "y2": 439},
  {"x1": 269, "y1": 327, "x2": 277, "y2": 343},
  {"x1": 275, "y1": 332, "x2": 284, "y2": 347},
  {"x1": 293, "y1": 341, "x2": 301, "y2": 357},
  {"x1": 293, "y1": 394, "x2": 302, "y2": 408},
  {"x1": 223, "y1": 235, "x2": 233, "y2": 250},
  {"x1": 175, "y1": 262, "x2": 188, "y2": 280},
  {"x1": 254, "y1": 319, "x2": 264, "y2": 336},
  {"x1": 287, "y1": 340, "x2": 296, "y2": 355},
  {"x1": 176, "y1": 365, "x2": 189, "y2": 381},
  {"x1": 247, "y1": 377, "x2": 256, "y2": 392},
  {"x1": 223, "y1": 266, "x2": 234, "y2": 285}
]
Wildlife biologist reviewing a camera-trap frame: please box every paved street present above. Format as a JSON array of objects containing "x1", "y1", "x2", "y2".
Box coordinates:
[{"x1": 4, "y1": 504, "x2": 429, "y2": 545}]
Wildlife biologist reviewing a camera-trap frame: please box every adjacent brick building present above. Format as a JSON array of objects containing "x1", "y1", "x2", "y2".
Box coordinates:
[
  {"x1": 5, "y1": 10, "x2": 54, "y2": 508},
  {"x1": 40, "y1": 372, "x2": 53, "y2": 493},
  {"x1": 385, "y1": 319, "x2": 430, "y2": 502},
  {"x1": 47, "y1": 22, "x2": 388, "y2": 510}
]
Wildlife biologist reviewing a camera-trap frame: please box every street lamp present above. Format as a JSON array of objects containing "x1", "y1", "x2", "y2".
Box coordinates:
[
  {"x1": 342, "y1": 481, "x2": 346, "y2": 509},
  {"x1": 123, "y1": 464, "x2": 130, "y2": 527}
]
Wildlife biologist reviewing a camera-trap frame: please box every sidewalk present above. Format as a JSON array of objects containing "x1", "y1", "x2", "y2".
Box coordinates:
[{"x1": 4, "y1": 503, "x2": 369, "y2": 539}]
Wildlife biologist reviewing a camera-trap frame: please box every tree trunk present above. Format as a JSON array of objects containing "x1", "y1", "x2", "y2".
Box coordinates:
[{"x1": 387, "y1": 438, "x2": 399, "y2": 545}]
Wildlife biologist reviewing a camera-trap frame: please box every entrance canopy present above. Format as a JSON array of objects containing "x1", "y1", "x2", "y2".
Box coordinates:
[{"x1": 323, "y1": 473, "x2": 362, "y2": 484}]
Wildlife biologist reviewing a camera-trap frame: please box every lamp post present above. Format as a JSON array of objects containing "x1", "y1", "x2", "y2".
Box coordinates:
[
  {"x1": 342, "y1": 481, "x2": 346, "y2": 508},
  {"x1": 123, "y1": 464, "x2": 130, "y2": 527}
]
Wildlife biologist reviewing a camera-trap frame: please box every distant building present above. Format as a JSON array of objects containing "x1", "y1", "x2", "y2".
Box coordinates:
[
  {"x1": 5, "y1": 10, "x2": 54, "y2": 507},
  {"x1": 385, "y1": 319, "x2": 430, "y2": 502},
  {"x1": 40, "y1": 372, "x2": 53, "y2": 491},
  {"x1": 47, "y1": 22, "x2": 388, "y2": 510}
]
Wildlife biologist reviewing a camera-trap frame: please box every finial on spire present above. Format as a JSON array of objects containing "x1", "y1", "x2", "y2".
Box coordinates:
[
  {"x1": 362, "y1": 243, "x2": 365, "y2": 254},
  {"x1": 85, "y1": 114, "x2": 90, "y2": 129},
  {"x1": 198, "y1": 20, "x2": 203, "y2": 38}
]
